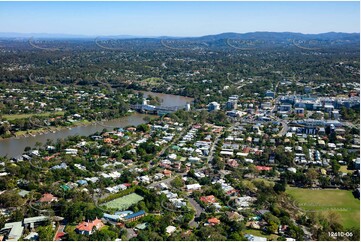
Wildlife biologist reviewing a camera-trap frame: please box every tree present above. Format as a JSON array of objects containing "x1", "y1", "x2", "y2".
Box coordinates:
[
  {"x1": 91, "y1": 226, "x2": 118, "y2": 241},
  {"x1": 0, "y1": 191, "x2": 24, "y2": 207},
  {"x1": 229, "y1": 232, "x2": 243, "y2": 240},
  {"x1": 37, "y1": 225, "x2": 54, "y2": 241},
  {"x1": 274, "y1": 146, "x2": 294, "y2": 166},
  {"x1": 0, "y1": 214, "x2": 6, "y2": 229},
  {"x1": 331, "y1": 160, "x2": 341, "y2": 174},
  {"x1": 268, "y1": 221, "x2": 279, "y2": 233},
  {"x1": 170, "y1": 176, "x2": 184, "y2": 189},
  {"x1": 263, "y1": 212, "x2": 280, "y2": 228},
  {"x1": 306, "y1": 168, "x2": 319, "y2": 182},
  {"x1": 273, "y1": 182, "x2": 286, "y2": 194},
  {"x1": 197, "y1": 226, "x2": 227, "y2": 240},
  {"x1": 65, "y1": 230, "x2": 83, "y2": 241},
  {"x1": 137, "y1": 123, "x2": 150, "y2": 133},
  {"x1": 136, "y1": 230, "x2": 164, "y2": 241},
  {"x1": 215, "y1": 158, "x2": 225, "y2": 170},
  {"x1": 10, "y1": 209, "x2": 24, "y2": 222}
]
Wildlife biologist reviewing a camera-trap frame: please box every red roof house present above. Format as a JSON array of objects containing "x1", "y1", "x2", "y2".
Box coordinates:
[
  {"x1": 208, "y1": 217, "x2": 221, "y2": 226},
  {"x1": 256, "y1": 166, "x2": 272, "y2": 171},
  {"x1": 227, "y1": 159, "x2": 239, "y2": 168},
  {"x1": 163, "y1": 169, "x2": 172, "y2": 177},
  {"x1": 55, "y1": 232, "x2": 66, "y2": 241},
  {"x1": 76, "y1": 218, "x2": 104, "y2": 235},
  {"x1": 200, "y1": 195, "x2": 216, "y2": 204},
  {"x1": 242, "y1": 147, "x2": 251, "y2": 153},
  {"x1": 39, "y1": 193, "x2": 58, "y2": 203}
]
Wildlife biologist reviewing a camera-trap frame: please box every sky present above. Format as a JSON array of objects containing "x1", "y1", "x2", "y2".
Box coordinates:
[{"x1": 0, "y1": 1, "x2": 359, "y2": 36}]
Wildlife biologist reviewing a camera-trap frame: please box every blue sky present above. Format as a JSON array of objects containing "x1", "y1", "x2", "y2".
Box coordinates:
[{"x1": 0, "y1": 1, "x2": 359, "y2": 36}]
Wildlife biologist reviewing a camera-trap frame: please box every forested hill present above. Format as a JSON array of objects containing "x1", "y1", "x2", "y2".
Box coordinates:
[{"x1": 191, "y1": 32, "x2": 360, "y2": 42}]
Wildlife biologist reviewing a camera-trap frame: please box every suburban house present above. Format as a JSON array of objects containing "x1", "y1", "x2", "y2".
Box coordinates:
[
  {"x1": 38, "y1": 193, "x2": 58, "y2": 203},
  {"x1": 75, "y1": 218, "x2": 104, "y2": 235},
  {"x1": 207, "y1": 217, "x2": 221, "y2": 226},
  {"x1": 186, "y1": 184, "x2": 202, "y2": 192},
  {"x1": 227, "y1": 159, "x2": 239, "y2": 168},
  {"x1": 166, "y1": 225, "x2": 176, "y2": 235},
  {"x1": 163, "y1": 169, "x2": 172, "y2": 177},
  {"x1": 200, "y1": 195, "x2": 216, "y2": 204},
  {"x1": 256, "y1": 166, "x2": 272, "y2": 171}
]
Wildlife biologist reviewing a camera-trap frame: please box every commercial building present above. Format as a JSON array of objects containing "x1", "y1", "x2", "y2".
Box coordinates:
[{"x1": 123, "y1": 210, "x2": 146, "y2": 222}]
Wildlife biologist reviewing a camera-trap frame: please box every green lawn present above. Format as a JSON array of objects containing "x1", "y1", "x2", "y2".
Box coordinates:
[
  {"x1": 141, "y1": 77, "x2": 162, "y2": 84},
  {"x1": 339, "y1": 166, "x2": 353, "y2": 174},
  {"x1": 287, "y1": 187, "x2": 360, "y2": 229},
  {"x1": 101, "y1": 193, "x2": 144, "y2": 211},
  {"x1": 3, "y1": 111, "x2": 64, "y2": 121}
]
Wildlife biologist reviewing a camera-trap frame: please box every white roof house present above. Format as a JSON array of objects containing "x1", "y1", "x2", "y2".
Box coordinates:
[
  {"x1": 168, "y1": 154, "x2": 177, "y2": 160},
  {"x1": 188, "y1": 156, "x2": 201, "y2": 162},
  {"x1": 166, "y1": 225, "x2": 176, "y2": 234},
  {"x1": 186, "y1": 184, "x2": 201, "y2": 191}
]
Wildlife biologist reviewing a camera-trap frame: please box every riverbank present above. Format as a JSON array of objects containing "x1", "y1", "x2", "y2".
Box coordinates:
[
  {"x1": 1, "y1": 116, "x2": 125, "y2": 141},
  {"x1": 0, "y1": 91, "x2": 194, "y2": 158},
  {"x1": 13, "y1": 120, "x2": 93, "y2": 139},
  {"x1": 0, "y1": 113, "x2": 153, "y2": 158}
]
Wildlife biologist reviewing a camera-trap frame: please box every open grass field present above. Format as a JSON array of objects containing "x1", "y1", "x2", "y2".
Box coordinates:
[
  {"x1": 101, "y1": 193, "x2": 144, "y2": 211},
  {"x1": 3, "y1": 111, "x2": 64, "y2": 120},
  {"x1": 286, "y1": 187, "x2": 360, "y2": 229},
  {"x1": 141, "y1": 77, "x2": 162, "y2": 84},
  {"x1": 339, "y1": 165, "x2": 354, "y2": 174}
]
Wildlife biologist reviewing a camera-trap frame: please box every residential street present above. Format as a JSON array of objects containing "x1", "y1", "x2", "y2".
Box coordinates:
[{"x1": 187, "y1": 197, "x2": 204, "y2": 228}]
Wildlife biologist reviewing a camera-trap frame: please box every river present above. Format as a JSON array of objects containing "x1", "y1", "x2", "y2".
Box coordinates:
[{"x1": 0, "y1": 91, "x2": 193, "y2": 158}]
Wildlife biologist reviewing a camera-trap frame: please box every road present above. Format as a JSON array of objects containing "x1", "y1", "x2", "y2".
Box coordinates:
[
  {"x1": 207, "y1": 133, "x2": 222, "y2": 164},
  {"x1": 187, "y1": 197, "x2": 204, "y2": 228},
  {"x1": 270, "y1": 90, "x2": 290, "y2": 137},
  {"x1": 278, "y1": 120, "x2": 289, "y2": 136}
]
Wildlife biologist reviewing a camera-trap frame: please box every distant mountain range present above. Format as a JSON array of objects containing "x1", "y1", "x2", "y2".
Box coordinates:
[
  {"x1": 0, "y1": 32, "x2": 150, "y2": 39},
  {"x1": 192, "y1": 32, "x2": 360, "y2": 41},
  {"x1": 0, "y1": 31, "x2": 359, "y2": 41}
]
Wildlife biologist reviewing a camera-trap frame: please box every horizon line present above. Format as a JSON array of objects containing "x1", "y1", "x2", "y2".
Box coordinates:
[{"x1": 0, "y1": 31, "x2": 360, "y2": 39}]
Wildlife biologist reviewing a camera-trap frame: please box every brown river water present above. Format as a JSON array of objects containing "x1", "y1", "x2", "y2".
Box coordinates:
[{"x1": 0, "y1": 91, "x2": 193, "y2": 158}]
